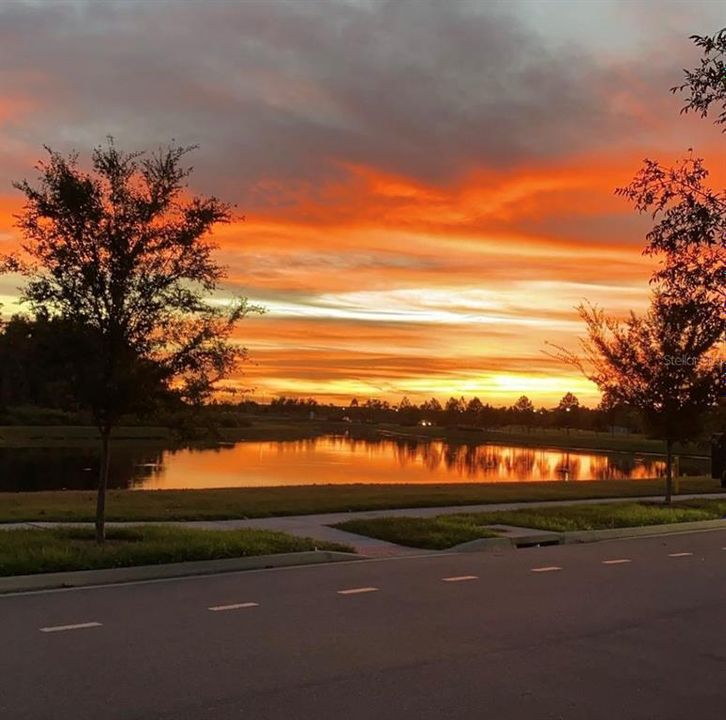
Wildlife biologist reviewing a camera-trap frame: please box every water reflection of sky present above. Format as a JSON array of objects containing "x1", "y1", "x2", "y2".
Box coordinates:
[
  {"x1": 131, "y1": 436, "x2": 693, "y2": 490},
  {"x1": 1, "y1": 436, "x2": 709, "y2": 492}
]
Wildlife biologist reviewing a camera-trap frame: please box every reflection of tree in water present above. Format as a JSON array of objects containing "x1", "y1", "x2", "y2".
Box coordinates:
[
  {"x1": 590, "y1": 454, "x2": 665, "y2": 481},
  {"x1": 437, "y1": 444, "x2": 504, "y2": 479},
  {"x1": 535, "y1": 456, "x2": 551, "y2": 480},
  {"x1": 587, "y1": 454, "x2": 623, "y2": 480},
  {"x1": 273, "y1": 438, "x2": 321, "y2": 454},
  {"x1": 287, "y1": 437, "x2": 674, "y2": 483},
  {"x1": 382, "y1": 439, "x2": 674, "y2": 483},
  {"x1": 469, "y1": 447, "x2": 504, "y2": 478},
  {"x1": 419, "y1": 442, "x2": 443, "y2": 472},
  {"x1": 401, "y1": 441, "x2": 421, "y2": 464},
  {"x1": 442, "y1": 444, "x2": 461, "y2": 471},
  {"x1": 2, "y1": 445, "x2": 168, "y2": 492},
  {"x1": 127, "y1": 447, "x2": 167, "y2": 488},
  {"x1": 379, "y1": 439, "x2": 442, "y2": 472},
  {"x1": 553, "y1": 454, "x2": 581, "y2": 482},
  {"x1": 503, "y1": 448, "x2": 536, "y2": 478}
]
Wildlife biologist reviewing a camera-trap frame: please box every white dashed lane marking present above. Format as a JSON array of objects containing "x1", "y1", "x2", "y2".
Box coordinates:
[
  {"x1": 337, "y1": 587, "x2": 379, "y2": 595},
  {"x1": 602, "y1": 559, "x2": 632, "y2": 565},
  {"x1": 442, "y1": 575, "x2": 478, "y2": 582},
  {"x1": 39, "y1": 622, "x2": 102, "y2": 633},
  {"x1": 531, "y1": 566, "x2": 562, "y2": 573},
  {"x1": 208, "y1": 603, "x2": 259, "y2": 612},
  {"x1": 668, "y1": 552, "x2": 693, "y2": 558}
]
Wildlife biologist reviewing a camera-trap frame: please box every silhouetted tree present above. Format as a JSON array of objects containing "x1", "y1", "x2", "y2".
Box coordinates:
[
  {"x1": 420, "y1": 397, "x2": 442, "y2": 424},
  {"x1": 421, "y1": 397, "x2": 442, "y2": 413},
  {"x1": 604, "y1": 27, "x2": 726, "y2": 498},
  {"x1": 616, "y1": 30, "x2": 726, "y2": 304},
  {"x1": 557, "y1": 392, "x2": 580, "y2": 412},
  {"x1": 675, "y1": 29, "x2": 726, "y2": 127},
  {"x1": 561, "y1": 295, "x2": 722, "y2": 502},
  {"x1": 616, "y1": 154, "x2": 725, "y2": 304},
  {"x1": 465, "y1": 397, "x2": 484, "y2": 424},
  {"x1": 555, "y1": 392, "x2": 579, "y2": 434},
  {"x1": 512, "y1": 395, "x2": 535, "y2": 431},
  {"x1": 444, "y1": 396, "x2": 465, "y2": 424},
  {"x1": 397, "y1": 396, "x2": 418, "y2": 424},
  {"x1": 4, "y1": 140, "x2": 259, "y2": 541}
]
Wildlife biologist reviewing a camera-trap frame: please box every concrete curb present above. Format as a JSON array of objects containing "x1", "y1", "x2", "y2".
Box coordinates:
[
  {"x1": 0, "y1": 550, "x2": 360, "y2": 595},
  {"x1": 447, "y1": 537, "x2": 513, "y2": 553},
  {"x1": 562, "y1": 518, "x2": 726, "y2": 544},
  {"x1": 448, "y1": 518, "x2": 726, "y2": 553}
]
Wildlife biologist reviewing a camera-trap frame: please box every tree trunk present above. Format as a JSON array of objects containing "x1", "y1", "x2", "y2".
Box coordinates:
[
  {"x1": 95, "y1": 428, "x2": 111, "y2": 543},
  {"x1": 664, "y1": 438, "x2": 673, "y2": 505}
]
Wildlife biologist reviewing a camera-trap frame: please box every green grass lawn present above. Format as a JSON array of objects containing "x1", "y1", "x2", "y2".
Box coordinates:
[
  {"x1": 334, "y1": 516, "x2": 498, "y2": 550},
  {"x1": 454, "y1": 500, "x2": 726, "y2": 532},
  {"x1": 0, "y1": 525, "x2": 352, "y2": 577},
  {"x1": 334, "y1": 499, "x2": 726, "y2": 549},
  {"x1": 0, "y1": 477, "x2": 719, "y2": 523}
]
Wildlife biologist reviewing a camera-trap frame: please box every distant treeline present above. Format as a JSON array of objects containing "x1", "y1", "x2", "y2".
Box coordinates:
[
  {"x1": 265, "y1": 394, "x2": 642, "y2": 434},
  {"x1": 1, "y1": 315, "x2": 723, "y2": 437},
  {"x1": 263, "y1": 395, "x2": 724, "y2": 439}
]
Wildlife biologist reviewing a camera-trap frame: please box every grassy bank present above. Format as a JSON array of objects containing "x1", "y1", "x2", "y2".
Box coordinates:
[
  {"x1": 0, "y1": 420, "x2": 710, "y2": 456},
  {"x1": 334, "y1": 516, "x2": 500, "y2": 550},
  {"x1": 0, "y1": 477, "x2": 719, "y2": 523},
  {"x1": 0, "y1": 425, "x2": 172, "y2": 447},
  {"x1": 0, "y1": 525, "x2": 351, "y2": 577},
  {"x1": 334, "y1": 499, "x2": 726, "y2": 549},
  {"x1": 472, "y1": 427, "x2": 707, "y2": 456},
  {"x1": 0, "y1": 420, "x2": 349, "y2": 447},
  {"x1": 453, "y1": 499, "x2": 726, "y2": 533}
]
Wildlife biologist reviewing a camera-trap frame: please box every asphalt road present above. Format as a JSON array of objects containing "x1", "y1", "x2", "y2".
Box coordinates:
[{"x1": 2, "y1": 529, "x2": 726, "y2": 720}]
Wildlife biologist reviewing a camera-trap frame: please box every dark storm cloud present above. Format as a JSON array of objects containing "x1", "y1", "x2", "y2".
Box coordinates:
[{"x1": 0, "y1": 0, "x2": 671, "y2": 204}]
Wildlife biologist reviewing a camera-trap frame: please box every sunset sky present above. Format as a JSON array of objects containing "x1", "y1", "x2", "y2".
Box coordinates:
[{"x1": 0, "y1": 0, "x2": 723, "y2": 406}]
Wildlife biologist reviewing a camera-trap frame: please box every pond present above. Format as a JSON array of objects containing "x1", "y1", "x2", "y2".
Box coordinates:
[{"x1": 0, "y1": 435, "x2": 710, "y2": 492}]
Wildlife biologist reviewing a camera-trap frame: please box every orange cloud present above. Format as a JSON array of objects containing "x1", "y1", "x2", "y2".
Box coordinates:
[
  {"x1": 2, "y1": 107, "x2": 723, "y2": 408},
  {"x1": 0, "y1": 149, "x2": 680, "y2": 407}
]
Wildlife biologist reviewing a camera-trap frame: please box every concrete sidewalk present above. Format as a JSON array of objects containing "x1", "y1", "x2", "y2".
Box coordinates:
[{"x1": 6, "y1": 491, "x2": 726, "y2": 557}]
